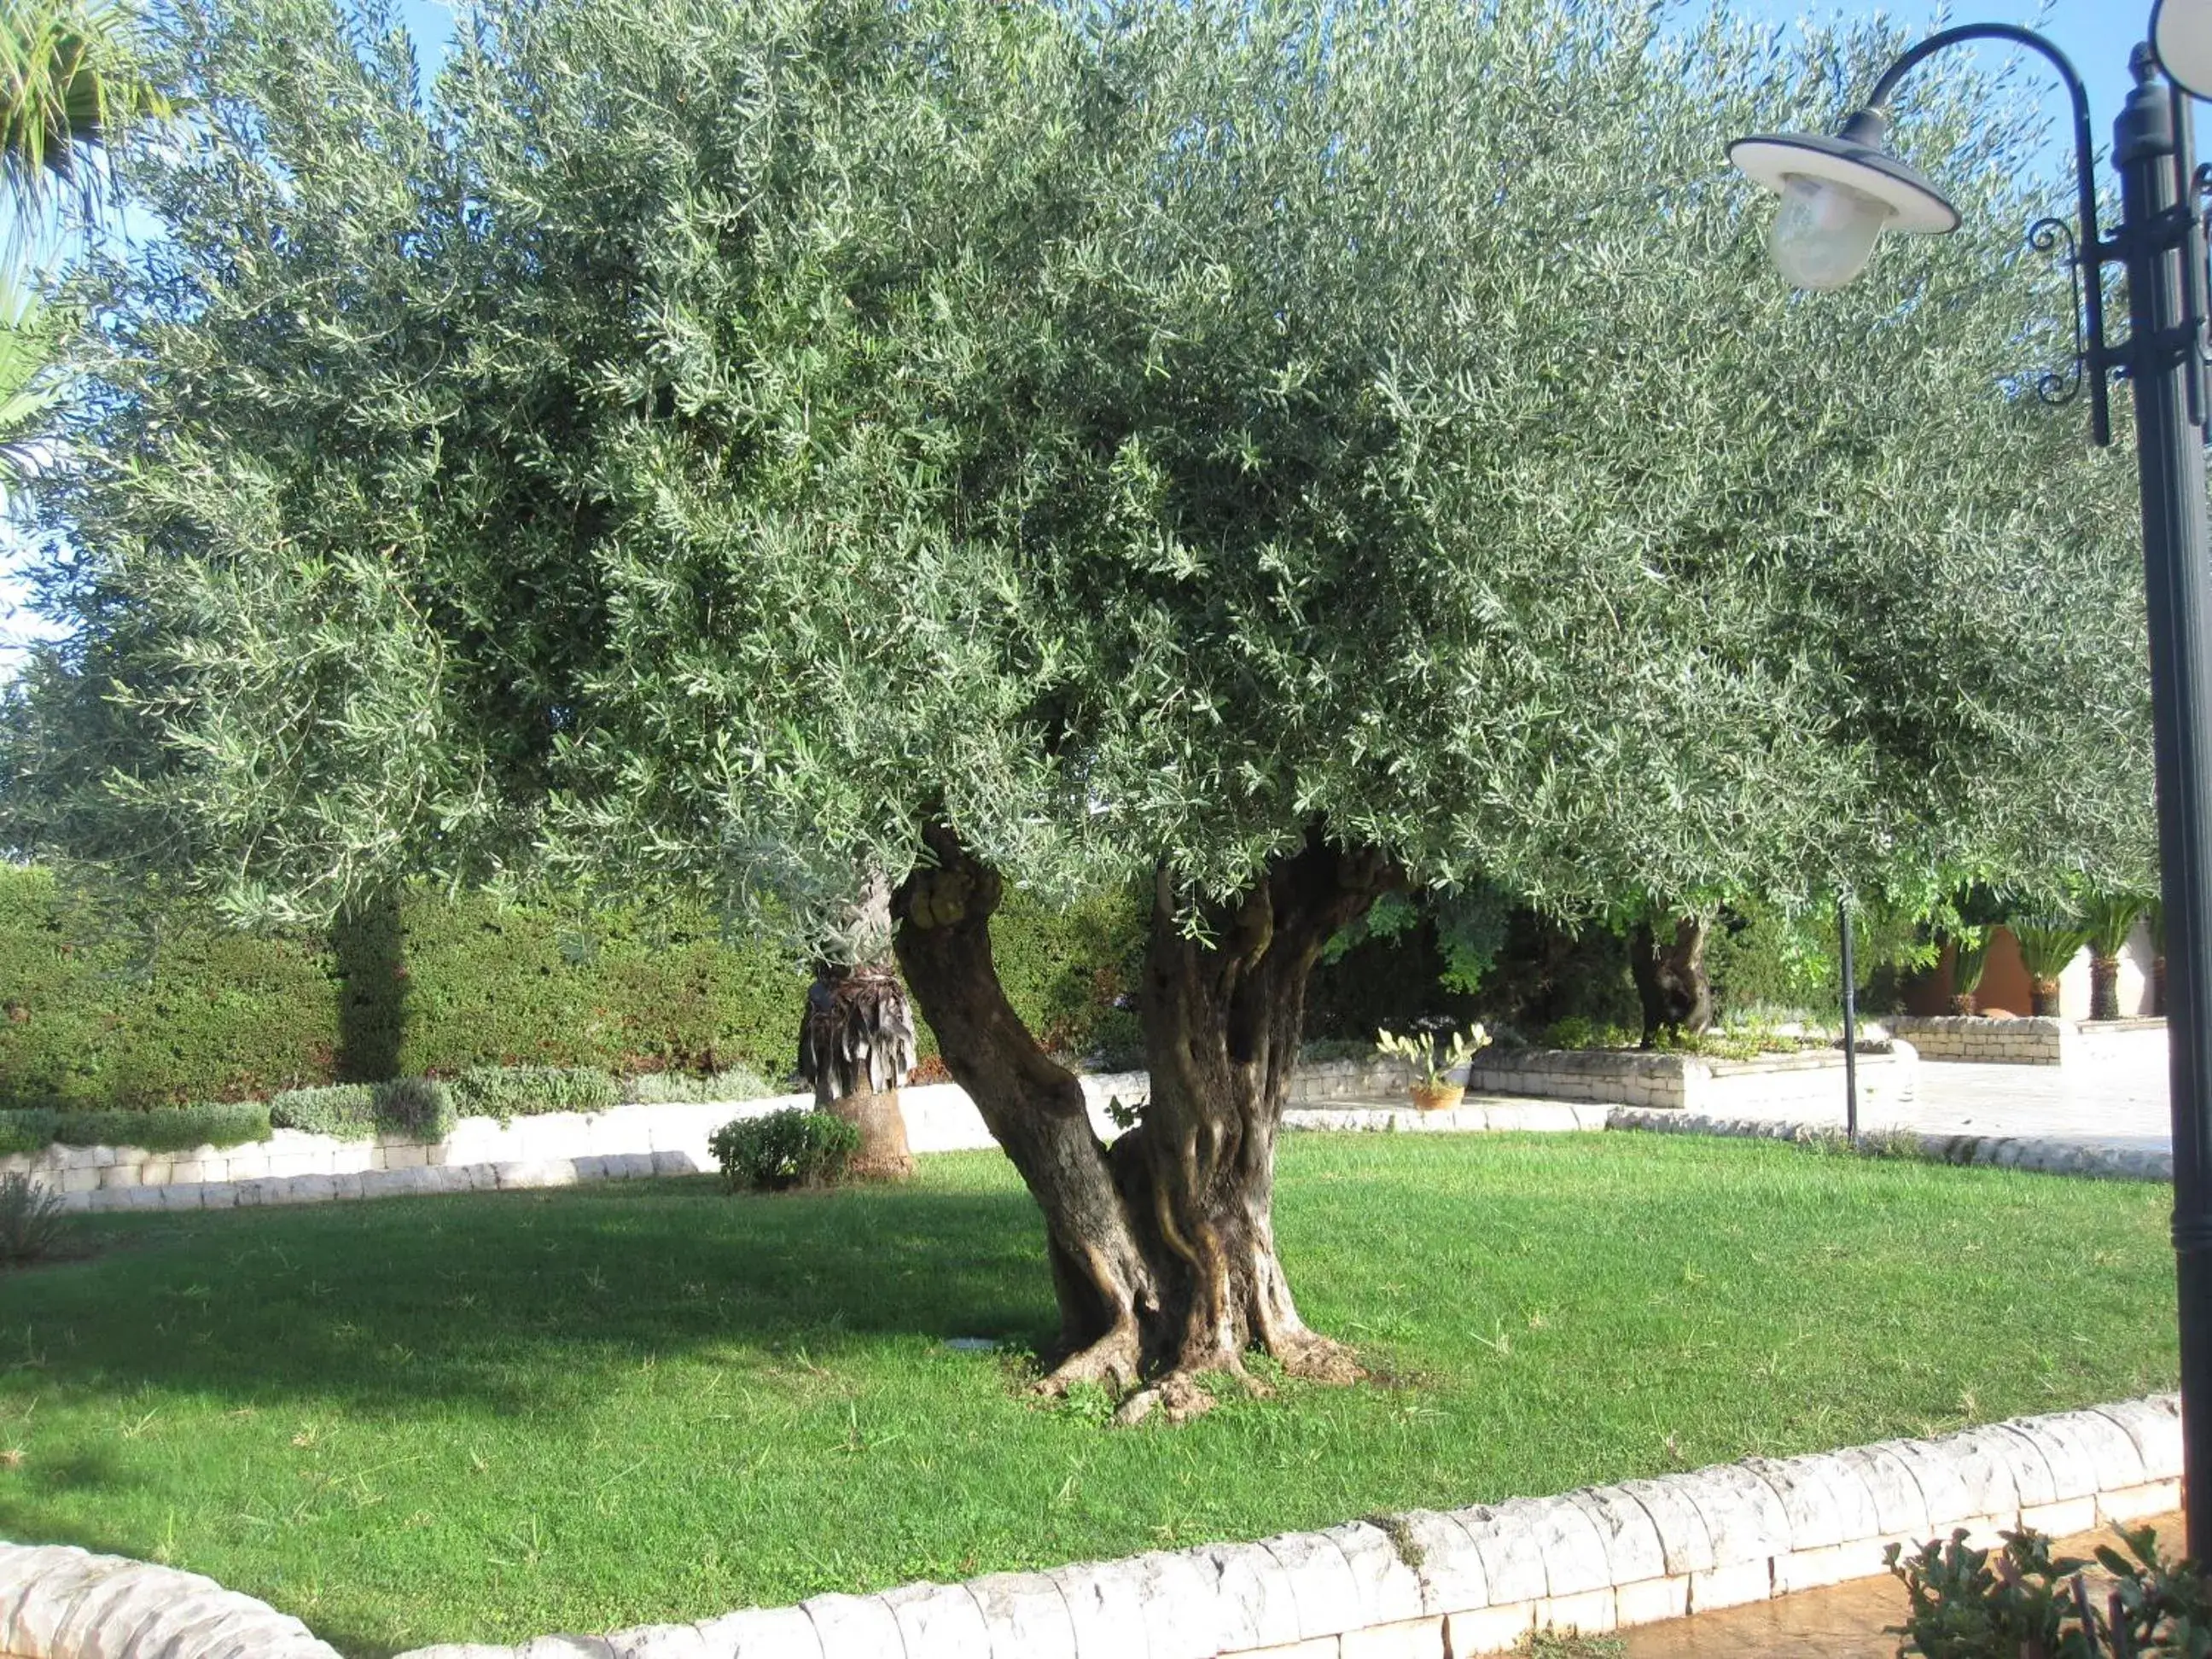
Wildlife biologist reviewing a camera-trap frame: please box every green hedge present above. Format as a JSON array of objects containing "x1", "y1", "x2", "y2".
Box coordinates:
[
  {"x1": 0, "y1": 1102, "x2": 272, "y2": 1156},
  {"x1": 0, "y1": 868, "x2": 1150, "y2": 1110}
]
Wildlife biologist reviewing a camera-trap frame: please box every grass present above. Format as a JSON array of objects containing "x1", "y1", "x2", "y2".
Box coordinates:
[{"x1": 0, "y1": 1132, "x2": 2177, "y2": 1656}]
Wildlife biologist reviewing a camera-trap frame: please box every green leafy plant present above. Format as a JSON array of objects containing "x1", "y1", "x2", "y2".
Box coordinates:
[
  {"x1": 2009, "y1": 918, "x2": 2093, "y2": 1017},
  {"x1": 268, "y1": 1082, "x2": 377, "y2": 1138},
  {"x1": 0, "y1": 1172, "x2": 65, "y2": 1263},
  {"x1": 709, "y1": 1109, "x2": 860, "y2": 1193},
  {"x1": 1533, "y1": 1016, "x2": 1640, "y2": 1051},
  {"x1": 1888, "y1": 1522, "x2": 2212, "y2": 1658},
  {"x1": 1375, "y1": 1024, "x2": 1488, "y2": 1086},
  {"x1": 270, "y1": 1077, "x2": 453, "y2": 1140},
  {"x1": 447, "y1": 1067, "x2": 620, "y2": 1124},
  {"x1": 625, "y1": 1068, "x2": 774, "y2": 1106},
  {"x1": 1949, "y1": 926, "x2": 1994, "y2": 1013},
  {"x1": 373, "y1": 1077, "x2": 454, "y2": 1140}
]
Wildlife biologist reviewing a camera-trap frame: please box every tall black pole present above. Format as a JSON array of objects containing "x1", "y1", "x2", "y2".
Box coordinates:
[
  {"x1": 1839, "y1": 897, "x2": 1859, "y2": 1146},
  {"x1": 2116, "y1": 44, "x2": 2212, "y2": 1561}
]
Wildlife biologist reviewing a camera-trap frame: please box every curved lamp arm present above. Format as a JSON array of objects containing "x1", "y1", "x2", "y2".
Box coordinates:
[{"x1": 1866, "y1": 24, "x2": 2111, "y2": 443}]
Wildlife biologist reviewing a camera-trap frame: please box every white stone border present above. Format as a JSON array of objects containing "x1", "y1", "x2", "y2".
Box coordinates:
[
  {"x1": 0, "y1": 1541, "x2": 340, "y2": 1658},
  {"x1": 367, "y1": 1395, "x2": 2181, "y2": 1659},
  {"x1": 1608, "y1": 1108, "x2": 2176, "y2": 1183}
]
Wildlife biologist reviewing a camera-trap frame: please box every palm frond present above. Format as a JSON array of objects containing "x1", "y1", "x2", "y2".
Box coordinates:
[
  {"x1": 0, "y1": 0, "x2": 166, "y2": 267},
  {"x1": 2009, "y1": 917, "x2": 2092, "y2": 982},
  {"x1": 2081, "y1": 893, "x2": 2148, "y2": 960}
]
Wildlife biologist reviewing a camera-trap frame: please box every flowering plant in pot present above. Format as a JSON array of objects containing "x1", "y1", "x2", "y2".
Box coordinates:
[{"x1": 1376, "y1": 1024, "x2": 1490, "y2": 1111}]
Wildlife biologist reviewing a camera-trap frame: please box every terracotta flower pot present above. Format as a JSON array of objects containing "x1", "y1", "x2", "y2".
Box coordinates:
[{"x1": 1408, "y1": 1081, "x2": 1464, "y2": 1113}]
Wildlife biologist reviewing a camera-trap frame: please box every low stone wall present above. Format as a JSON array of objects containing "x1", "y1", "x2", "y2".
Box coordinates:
[
  {"x1": 9, "y1": 1080, "x2": 1055, "y2": 1216},
  {"x1": 1466, "y1": 1043, "x2": 1916, "y2": 1116},
  {"x1": 368, "y1": 1395, "x2": 2176, "y2": 1659},
  {"x1": 1889, "y1": 1015, "x2": 2072, "y2": 1066}
]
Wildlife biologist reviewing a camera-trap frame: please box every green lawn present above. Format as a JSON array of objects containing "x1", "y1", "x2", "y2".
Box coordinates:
[{"x1": 0, "y1": 1133, "x2": 2177, "y2": 1656}]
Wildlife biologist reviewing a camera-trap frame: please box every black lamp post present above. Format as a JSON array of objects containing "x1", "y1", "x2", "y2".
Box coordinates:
[{"x1": 1730, "y1": 11, "x2": 2212, "y2": 1556}]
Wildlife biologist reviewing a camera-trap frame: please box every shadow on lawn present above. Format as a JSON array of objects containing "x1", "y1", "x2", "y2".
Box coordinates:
[{"x1": 0, "y1": 1176, "x2": 1061, "y2": 1417}]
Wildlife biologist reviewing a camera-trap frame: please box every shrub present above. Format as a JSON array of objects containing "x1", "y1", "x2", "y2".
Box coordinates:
[
  {"x1": 447, "y1": 1065, "x2": 619, "y2": 1122},
  {"x1": 1888, "y1": 1522, "x2": 2210, "y2": 1656},
  {"x1": 271, "y1": 1078, "x2": 454, "y2": 1141},
  {"x1": 0, "y1": 1174, "x2": 67, "y2": 1265},
  {"x1": 270, "y1": 1083, "x2": 379, "y2": 1138},
  {"x1": 0, "y1": 1102, "x2": 272, "y2": 1155},
  {"x1": 374, "y1": 1076, "x2": 454, "y2": 1140},
  {"x1": 626, "y1": 1067, "x2": 775, "y2": 1105},
  {"x1": 710, "y1": 1109, "x2": 859, "y2": 1192}
]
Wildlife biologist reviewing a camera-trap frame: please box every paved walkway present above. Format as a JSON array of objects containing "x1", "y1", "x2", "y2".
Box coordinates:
[{"x1": 1748, "y1": 1024, "x2": 2174, "y2": 1157}]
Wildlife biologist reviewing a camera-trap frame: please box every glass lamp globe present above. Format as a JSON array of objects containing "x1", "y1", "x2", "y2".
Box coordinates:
[
  {"x1": 2157, "y1": 0, "x2": 2212, "y2": 101},
  {"x1": 1769, "y1": 174, "x2": 1896, "y2": 292}
]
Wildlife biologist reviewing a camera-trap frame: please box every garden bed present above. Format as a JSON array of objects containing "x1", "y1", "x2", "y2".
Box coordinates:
[
  {"x1": 0, "y1": 1134, "x2": 2173, "y2": 1653},
  {"x1": 1466, "y1": 1040, "x2": 1915, "y2": 1115}
]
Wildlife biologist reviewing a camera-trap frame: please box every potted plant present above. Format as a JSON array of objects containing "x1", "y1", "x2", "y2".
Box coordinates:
[
  {"x1": 2008, "y1": 916, "x2": 2093, "y2": 1019},
  {"x1": 1376, "y1": 1023, "x2": 1489, "y2": 1111},
  {"x1": 1947, "y1": 925, "x2": 1992, "y2": 1016}
]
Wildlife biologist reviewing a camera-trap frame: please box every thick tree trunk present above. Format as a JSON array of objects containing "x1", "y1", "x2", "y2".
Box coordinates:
[
  {"x1": 2089, "y1": 954, "x2": 2122, "y2": 1023},
  {"x1": 798, "y1": 963, "x2": 917, "y2": 1181},
  {"x1": 2030, "y1": 978, "x2": 2063, "y2": 1018},
  {"x1": 894, "y1": 824, "x2": 1393, "y2": 1422},
  {"x1": 1630, "y1": 915, "x2": 1714, "y2": 1047}
]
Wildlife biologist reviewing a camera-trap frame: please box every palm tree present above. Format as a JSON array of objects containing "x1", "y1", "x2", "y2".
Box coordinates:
[
  {"x1": 0, "y1": 0, "x2": 164, "y2": 494},
  {"x1": 795, "y1": 875, "x2": 917, "y2": 1181},
  {"x1": 0, "y1": 0, "x2": 165, "y2": 262},
  {"x1": 2009, "y1": 917, "x2": 2093, "y2": 1019},
  {"x1": 2082, "y1": 894, "x2": 2149, "y2": 1022},
  {"x1": 1947, "y1": 925, "x2": 1994, "y2": 1016}
]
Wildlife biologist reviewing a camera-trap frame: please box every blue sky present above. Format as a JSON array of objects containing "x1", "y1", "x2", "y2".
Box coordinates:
[{"x1": 0, "y1": 0, "x2": 2163, "y2": 672}]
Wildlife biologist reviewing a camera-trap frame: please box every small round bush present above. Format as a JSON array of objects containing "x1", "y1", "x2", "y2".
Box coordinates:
[{"x1": 710, "y1": 1109, "x2": 860, "y2": 1193}]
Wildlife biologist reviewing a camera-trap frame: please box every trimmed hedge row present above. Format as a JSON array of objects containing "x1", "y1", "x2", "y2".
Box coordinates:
[
  {"x1": 0, "y1": 868, "x2": 1149, "y2": 1111},
  {"x1": 0, "y1": 1101, "x2": 273, "y2": 1157}
]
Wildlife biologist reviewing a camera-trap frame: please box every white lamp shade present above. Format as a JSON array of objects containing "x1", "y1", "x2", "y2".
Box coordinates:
[
  {"x1": 2157, "y1": 0, "x2": 2212, "y2": 101},
  {"x1": 1769, "y1": 175, "x2": 1894, "y2": 291}
]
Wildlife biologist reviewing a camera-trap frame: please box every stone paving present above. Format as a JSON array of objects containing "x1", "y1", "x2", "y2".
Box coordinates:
[{"x1": 1691, "y1": 1024, "x2": 2174, "y2": 1160}]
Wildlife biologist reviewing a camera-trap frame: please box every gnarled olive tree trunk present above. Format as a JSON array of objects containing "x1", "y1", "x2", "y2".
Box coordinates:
[
  {"x1": 1630, "y1": 914, "x2": 1714, "y2": 1047},
  {"x1": 894, "y1": 824, "x2": 1393, "y2": 1423}
]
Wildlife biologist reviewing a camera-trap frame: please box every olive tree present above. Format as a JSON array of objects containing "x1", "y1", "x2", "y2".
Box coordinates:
[{"x1": 1, "y1": 0, "x2": 2150, "y2": 1415}]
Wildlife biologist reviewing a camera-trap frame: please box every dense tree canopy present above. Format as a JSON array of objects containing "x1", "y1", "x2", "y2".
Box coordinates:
[
  {"x1": 0, "y1": 0, "x2": 2151, "y2": 923},
  {"x1": 0, "y1": 0, "x2": 2155, "y2": 1400}
]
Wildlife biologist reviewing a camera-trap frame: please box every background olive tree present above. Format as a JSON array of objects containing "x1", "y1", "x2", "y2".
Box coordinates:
[{"x1": 0, "y1": 0, "x2": 2151, "y2": 1415}]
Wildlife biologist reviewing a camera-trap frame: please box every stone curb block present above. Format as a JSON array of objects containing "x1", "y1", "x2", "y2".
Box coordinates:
[
  {"x1": 323, "y1": 1395, "x2": 2182, "y2": 1659},
  {"x1": 0, "y1": 1541, "x2": 341, "y2": 1658}
]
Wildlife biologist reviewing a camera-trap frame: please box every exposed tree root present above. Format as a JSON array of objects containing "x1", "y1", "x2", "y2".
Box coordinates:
[
  {"x1": 1031, "y1": 1318, "x2": 1143, "y2": 1398},
  {"x1": 1112, "y1": 1371, "x2": 1216, "y2": 1428}
]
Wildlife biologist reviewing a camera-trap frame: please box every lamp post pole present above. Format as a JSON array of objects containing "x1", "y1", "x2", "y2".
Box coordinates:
[
  {"x1": 1732, "y1": 22, "x2": 2212, "y2": 1557},
  {"x1": 2115, "y1": 48, "x2": 2212, "y2": 1558}
]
